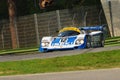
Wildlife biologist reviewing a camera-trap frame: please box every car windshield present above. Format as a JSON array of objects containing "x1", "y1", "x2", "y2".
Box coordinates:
[{"x1": 58, "y1": 30, "x2": 80, "y2": 37}]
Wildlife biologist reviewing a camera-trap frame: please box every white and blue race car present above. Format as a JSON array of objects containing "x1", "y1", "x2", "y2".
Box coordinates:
[{"x1": 39, "y1": 25, "x2": 105, "y2": 52}]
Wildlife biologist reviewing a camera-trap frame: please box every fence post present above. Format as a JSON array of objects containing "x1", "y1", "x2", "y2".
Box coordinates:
[
  {"x1": 84, "y1": 12, "x2": 87, "y2": 26},
  {"x1": 1, "y1": 30, "x2": 4, "y2": 49},
  {"x1": 14, "y1": 18, "x2": 19, "y2": 48},
  {"x1": 56, "y1": 10, "x2": 61, "y2": 30},
  {"x1": 99, "y1": 9, "x2": 102, "y2": 25},
  {"x1": 34, "y1": 13, "x2": 40, "y2": 45},
  {"x1": 1, "y1": 24, "x2": 4, "y2": 49},
  {"x1": 47, "y1": 17, "x2": 51, "y2": 36},
  {"x1": 72, "y1": 13, "x2": 76, "y2": 26}
]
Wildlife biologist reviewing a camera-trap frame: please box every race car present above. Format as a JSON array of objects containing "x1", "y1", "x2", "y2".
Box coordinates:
[{"x1": 39, "y1": 25, "x2": 105, "y2": 52}]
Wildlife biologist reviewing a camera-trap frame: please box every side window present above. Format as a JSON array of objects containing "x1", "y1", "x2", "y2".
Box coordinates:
[{"x1": 80, "y1": 30, "x2": 85, "y2": 34}]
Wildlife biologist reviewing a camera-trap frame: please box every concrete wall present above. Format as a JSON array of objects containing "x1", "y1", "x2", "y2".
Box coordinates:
[{"x1": 101, "y1": 0, "x2": 120, "y2": 37}]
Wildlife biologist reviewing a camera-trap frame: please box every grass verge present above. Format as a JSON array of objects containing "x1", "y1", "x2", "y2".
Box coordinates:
[
  {"x1": 0, "y1": 49, "x2": 120, "y2": 76},
  {"x1": 0, "y1": 47, "x2": 38, "y2": 55}
]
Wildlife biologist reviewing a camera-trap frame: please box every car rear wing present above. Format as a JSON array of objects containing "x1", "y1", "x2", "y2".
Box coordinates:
[{"x1": 79, "y1": 25, "x2": 106, "y2": 31}]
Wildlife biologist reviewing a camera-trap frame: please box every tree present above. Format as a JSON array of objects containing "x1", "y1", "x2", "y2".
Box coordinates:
[
  {"x1": 39, "y1": 0, "x2": 85, "y2": 9},
  {"x1": 8, "y1": 0, "x2": 17, "y2": 49}
]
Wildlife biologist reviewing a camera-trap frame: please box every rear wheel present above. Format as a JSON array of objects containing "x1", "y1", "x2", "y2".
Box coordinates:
[
  {"x1": 100, "y1": 33, "x2": 105, "y2": 47},
  {"x1": 86, "y1": 42, "x2": 91, "y2": 48},
  {"x1": 100, "y1": 40, "x2": 104, "y2": 47},
  {"x1": 86, "y1": 36, "x2": 91, "y2": 48}
]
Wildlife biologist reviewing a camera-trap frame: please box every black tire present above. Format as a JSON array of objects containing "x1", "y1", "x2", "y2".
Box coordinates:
[
  {"x1": 100, "y1": 40, "x2": 104, "y2": 47},
  {"x1": 86, "y1": 36, "x2": 91, "y2": 48},
  {"x1": 100, "y1": 33, "x2": 105, "y2": 47}
]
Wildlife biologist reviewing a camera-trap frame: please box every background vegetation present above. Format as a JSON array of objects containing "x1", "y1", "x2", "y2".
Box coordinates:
[{"x1": 0, "y1": 0, "x2": 101, "y2": 19}]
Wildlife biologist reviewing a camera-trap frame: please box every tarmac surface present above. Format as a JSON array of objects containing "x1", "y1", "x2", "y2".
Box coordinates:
[
  {"x1": 0, "y1": 68, "x2": 120, "y2": 80},
  {"x1": 0, "y1": 46, "x2": 120, "y2": 62}
]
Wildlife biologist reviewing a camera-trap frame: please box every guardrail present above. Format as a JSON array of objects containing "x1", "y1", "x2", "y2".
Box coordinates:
[{"x1": 105, "y1": 37, "x2": 120, "y2": 46}]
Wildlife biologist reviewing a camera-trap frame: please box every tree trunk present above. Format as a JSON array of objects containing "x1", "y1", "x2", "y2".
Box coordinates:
[{"x1": 8, "y1": 0, "x2": 17, "y2": 49}]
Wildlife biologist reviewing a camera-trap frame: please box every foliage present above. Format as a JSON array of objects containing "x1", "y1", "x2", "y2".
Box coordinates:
[
  {"x1": 0, "y1": 0, "x2": 8, "y2": 19},
  {"x1": 0, "y1": 0, "x2": 101, "y2": 19}
]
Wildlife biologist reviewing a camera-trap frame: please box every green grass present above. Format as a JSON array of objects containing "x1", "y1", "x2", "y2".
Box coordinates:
[
  {"x1": 0, "y1": 49, "x2": 120, "y2": 76},
  {"x1": 0, "y1": 47, "x2": 38, "y2": 55}
]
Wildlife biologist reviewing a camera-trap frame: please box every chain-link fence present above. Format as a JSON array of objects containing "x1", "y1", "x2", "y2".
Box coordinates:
[
  {"x1": 0, "y1": 6, "x2": 107, "y2": 50},
  {"x1": 0, "y1": 20, "x2": 12, "y2": 49}
]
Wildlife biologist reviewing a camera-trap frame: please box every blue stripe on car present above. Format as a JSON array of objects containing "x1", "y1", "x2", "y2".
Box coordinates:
[
  {"x1": 67, "y1": 36, "x2": 77, "y2": 43},
  {"x1": 51, "y1": 38, "x2": 61, "y2": 46}
]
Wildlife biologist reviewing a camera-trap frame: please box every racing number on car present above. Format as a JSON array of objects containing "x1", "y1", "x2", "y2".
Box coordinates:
[
  {"x1": 61, "y1": 37, "x2": 67, "y2": 42},
  {"x1": 51, "y1": 37, "x2": 76, "y2": 46}
]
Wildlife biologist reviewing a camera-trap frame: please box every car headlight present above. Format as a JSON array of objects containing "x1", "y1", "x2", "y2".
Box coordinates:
[
  {"x1": 41, "y1": 42, "x2": 50, "y2": 47},
  {"x1": 80, "y1": 40, "x2": 84, "y2": 44},
  {"x1": 75, "y1": 39, "x2": 84, "y2": 45}
]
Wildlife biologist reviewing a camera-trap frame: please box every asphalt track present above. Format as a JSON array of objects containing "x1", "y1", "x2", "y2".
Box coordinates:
[
  {"x1": 0, "y1": 46, "x2": 120, "y2": 62},
  {"x1": 0, "y1": 68, "x2": 120, "y2": 80}
]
